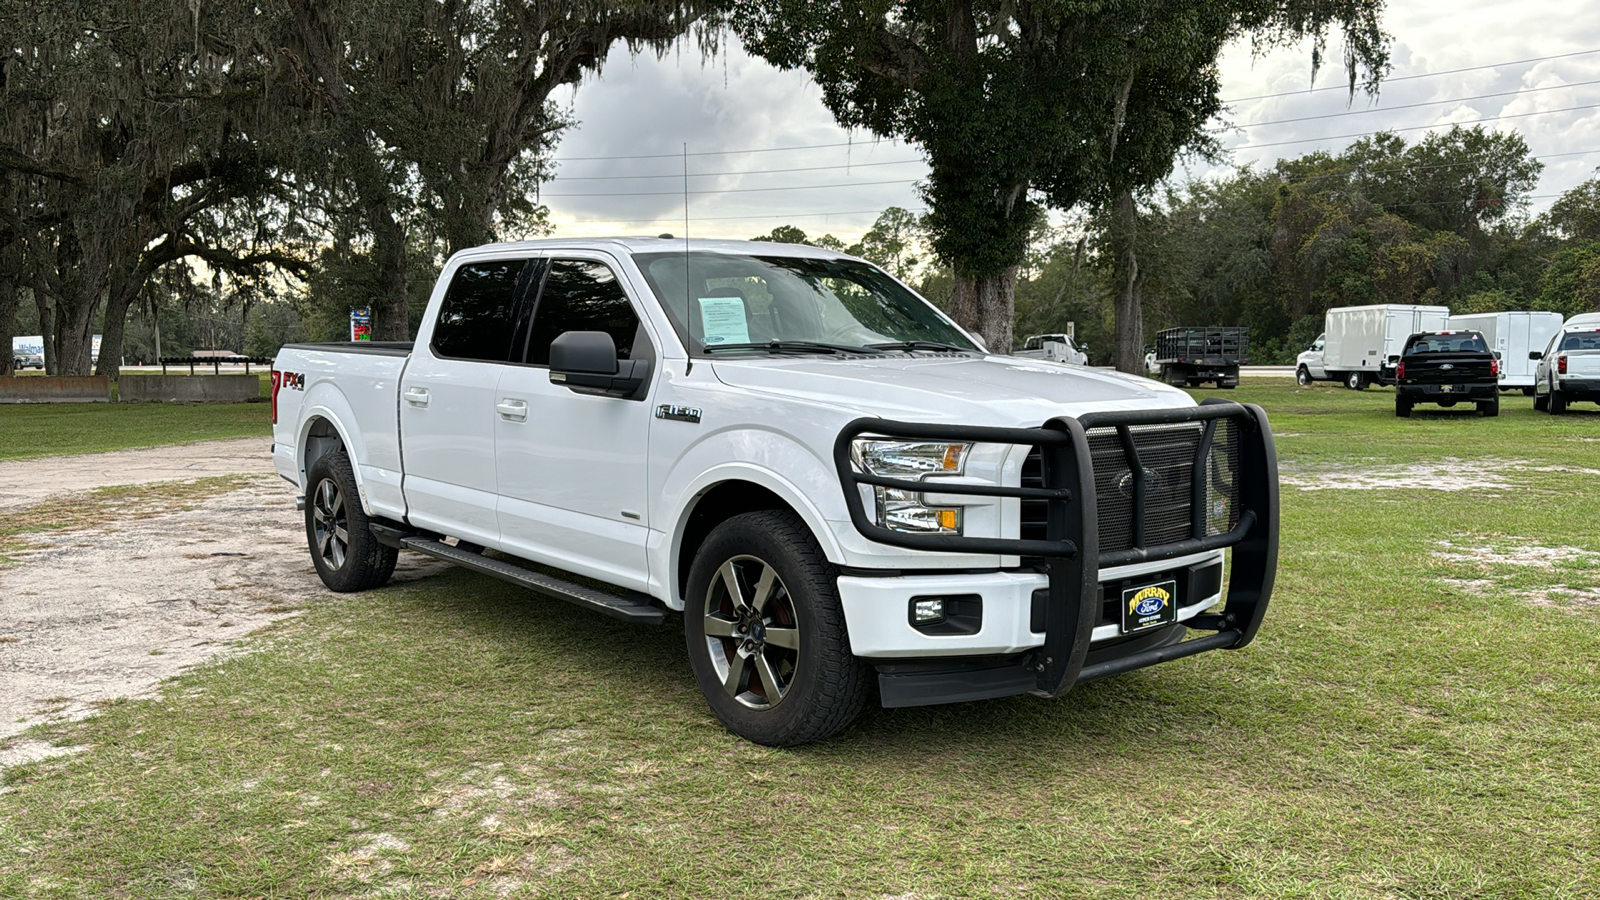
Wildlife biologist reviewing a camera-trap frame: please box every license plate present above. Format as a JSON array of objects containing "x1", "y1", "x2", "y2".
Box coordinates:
[{"x1": 1121, "y1": 579, "x2": 1178, "y2": 634}]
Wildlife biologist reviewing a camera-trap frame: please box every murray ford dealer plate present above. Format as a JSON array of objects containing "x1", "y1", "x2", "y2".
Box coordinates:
[{"x1": 1122, "y1": 579, "x2": 1178, "y2": 633}]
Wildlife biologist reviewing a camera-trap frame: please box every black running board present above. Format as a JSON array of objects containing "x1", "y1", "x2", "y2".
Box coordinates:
[{"x1": 397, "y1": 535, "x2": 666, "y2": 625}]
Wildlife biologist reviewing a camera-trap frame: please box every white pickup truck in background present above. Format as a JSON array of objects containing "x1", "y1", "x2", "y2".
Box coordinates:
[
  {"x1": 1533, "y1": 312, "x2": 1600, "y2": 414},
  {"x1": 271, "y1": 238, "x2": 1278, "y2": 745}
]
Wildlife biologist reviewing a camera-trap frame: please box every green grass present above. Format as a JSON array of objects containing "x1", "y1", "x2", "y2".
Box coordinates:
[
  {"x1": 2, "y1": 381, "x2": 1598, "y2": 898},
  {"x1": 0, "y1": 396, "x2": 271, "y2": 461}
]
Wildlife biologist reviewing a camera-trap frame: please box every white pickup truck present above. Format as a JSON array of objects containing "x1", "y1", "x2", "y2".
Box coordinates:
[{"x1": 271, "y1": 238, "x2": 1278, "y2": 746}]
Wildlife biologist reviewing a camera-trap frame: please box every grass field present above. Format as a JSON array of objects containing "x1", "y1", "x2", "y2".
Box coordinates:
[
  {"x1": 0, "y1": 390, "x2": 270, "y2": 461},
  {"x1": 2, "y1": 380, "x2": 1598, "y2": 898}
]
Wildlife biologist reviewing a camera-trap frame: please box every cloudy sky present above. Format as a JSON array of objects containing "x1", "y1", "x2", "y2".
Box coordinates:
[{"x1": 543, "y1": 1, "x2": 1600, "y2": 241}]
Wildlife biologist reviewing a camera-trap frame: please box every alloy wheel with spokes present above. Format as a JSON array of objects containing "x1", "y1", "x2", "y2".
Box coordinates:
[
  {"x1": 683, "y1": 510, "x2": 870, "y2": 746},
  {"x1": 303, "y1": 448, "x2": 397, "y2": 592},
  {"x1": 702, "y1": 555, "x2": 801, "y2": 710},
  {"x1": 312, "y1": 476, "x2": 349, "y2": 571}
]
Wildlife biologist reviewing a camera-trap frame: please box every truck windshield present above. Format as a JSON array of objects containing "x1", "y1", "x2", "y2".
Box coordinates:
[
  {"x1": 634, "y1": 252, "x2": 978, "y2": 356},
  {"x1": 1405, "y1": 333, "x2": 1487, "y2": 354}
]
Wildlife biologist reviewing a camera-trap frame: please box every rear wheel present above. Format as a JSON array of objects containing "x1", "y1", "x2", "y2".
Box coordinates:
[
  {"x1": 1296, "y1": 366, "x2": 1312, "y2": 386},
  {"x1": 684, "y1": 510, "x2": 869, "y2": 746},
  {"x1": 1478, "y1": 398, "x2": 1499, "y2": 417},
  {"x1": 305, "y1": 450, "x2": 398, "y2": 592},
  {"x1": 1395, "y1": 397, "x2": 1412, "y2": 418},
  {"x1": 1345, "y1": 371, "x2": 1367, "y2": 390},
  {"x1": 1522, "y1": 386, "x2": 1536, "y2": 397}
]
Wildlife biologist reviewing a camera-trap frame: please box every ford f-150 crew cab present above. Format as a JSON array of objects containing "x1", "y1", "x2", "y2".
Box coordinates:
[{"x1": 271, "y1": 238, "x2": 1278, "y2": 746}]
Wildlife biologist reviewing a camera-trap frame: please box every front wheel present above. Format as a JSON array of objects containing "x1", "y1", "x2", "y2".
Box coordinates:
[
  {"x1": 1550, "y1": 387, "x2": 1567, "y2": 415},
  {"x1": 1534, "y1": 389, "x2": 1549, "y2": 412},
  {"x1": 305, "y1": 450, "x2": 398, "y2": 592},
  {"x1": 1296, "y1": 367, "x2": 1312, "y2": 386},
  {"x1": 684, "y1": 510, "x2": 870, "y2": 746}
]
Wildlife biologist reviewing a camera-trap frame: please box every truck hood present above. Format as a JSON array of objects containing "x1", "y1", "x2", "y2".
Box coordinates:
[{"x1": 709, "y1": 354, "x2": 1194, "y2": 426}]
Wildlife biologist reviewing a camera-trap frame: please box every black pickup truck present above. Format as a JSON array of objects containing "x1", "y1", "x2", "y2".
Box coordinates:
[{"x1": 1394, "y1": 330, "x2": 1500, "y2": 417}]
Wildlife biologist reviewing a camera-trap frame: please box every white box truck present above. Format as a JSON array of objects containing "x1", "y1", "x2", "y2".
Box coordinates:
[
  {"x1": 1445, "y1": 311, "x2": 1564, "y2": 394},
  {"x1": 1318, "y1": 304, "x2": 1450, "y2": 389}
]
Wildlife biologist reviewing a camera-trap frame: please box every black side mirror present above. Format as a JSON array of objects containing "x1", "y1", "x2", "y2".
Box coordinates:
[
  {"x1": 1529, "y1": 351, "x2": 1543, "y2": 361},
  {"x1": 549, "y1": 331, "x2": 650, "y2": 399}
]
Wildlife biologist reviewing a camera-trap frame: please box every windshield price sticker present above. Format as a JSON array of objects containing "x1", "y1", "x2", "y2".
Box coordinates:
[
  {"x1": 1121, "y1": 579, "x2": 1178, "y2": 633},
  {"x1": 698, "y1": 296, "x2": 752, "y2": 346}
]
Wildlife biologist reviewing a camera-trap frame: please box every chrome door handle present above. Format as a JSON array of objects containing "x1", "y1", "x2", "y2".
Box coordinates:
[
  {"x1": 404, "y1": 387, "x2": 430, "y2": 407},
  {"x1": 496, "y1": 398, "x2": 528, "y2": 421}
]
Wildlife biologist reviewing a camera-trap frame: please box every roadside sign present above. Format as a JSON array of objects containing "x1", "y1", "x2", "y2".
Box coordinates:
[{"x1": 350, "y1": 307, "x2": 372, "y2": 342}]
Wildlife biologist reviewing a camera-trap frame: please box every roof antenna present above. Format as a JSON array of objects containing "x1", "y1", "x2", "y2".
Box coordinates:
[{"x1": 683, "y1": 142, "x2": 695, "y2": 374}]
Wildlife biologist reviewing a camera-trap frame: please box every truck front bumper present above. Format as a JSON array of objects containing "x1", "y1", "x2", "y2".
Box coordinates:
[
  {"x1": 834, "y1": 400, "x2": 1278, "y2": 707},
  {"x1": 837, "y1": 549, "x2": 1224, "y2": 658}
]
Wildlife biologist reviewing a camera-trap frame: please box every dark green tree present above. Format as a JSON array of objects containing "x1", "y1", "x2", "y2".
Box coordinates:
[{"x1": 726, "y1": 0, "x2": 1388, "y2": 359}]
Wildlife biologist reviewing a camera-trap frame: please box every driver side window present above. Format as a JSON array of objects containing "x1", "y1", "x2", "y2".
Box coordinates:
[{"x1": 525, "y1": 259, "x2": 652, "y2": 366}]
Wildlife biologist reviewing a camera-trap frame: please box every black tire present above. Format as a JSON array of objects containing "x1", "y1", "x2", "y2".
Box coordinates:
[
  {"x1": 305, "y1": 450, "x2": 398, "y2": 592},
  {"x1": 1395, "y1": 397, "x2": 1412, "y2": 418},
  {"x1": 1295, "y1": 366, "x2": 1312, "y2": 386},
  {"x1": 1346, "y1": 371, "x2": 1367, "y2": 390},
  {"x1": 1478, "y1": 398, "x2": 1499, "y2": 417},
  {"x1": 1522, "y1": 386, "x2": 1536, "y2": 397},
  {"x1": 684, "y1": 510, "x2": 869, "y2": 746},
  {"x1": 1550, "y1": 387, "x2": 1567, "y2": 415},
  {"x1": 1534, "y1": 390, "x2": 1549, "y2": 411}
]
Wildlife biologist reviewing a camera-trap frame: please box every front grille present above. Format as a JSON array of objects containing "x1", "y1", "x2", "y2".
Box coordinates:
[{"x1": 1021, "y1": 419, "x2": 1242, "y2": 559}]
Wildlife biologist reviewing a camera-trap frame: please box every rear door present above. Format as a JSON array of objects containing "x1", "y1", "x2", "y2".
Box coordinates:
[
  {"x1": 400, "y1": 256, "x2": 537, "y2": 546},
  {"x1": 494, "y1": 254, "x2": 658, "y2": 590}
]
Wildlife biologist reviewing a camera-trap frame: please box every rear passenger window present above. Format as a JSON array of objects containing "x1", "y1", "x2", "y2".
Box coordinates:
[
  {"x1": 432, "y1": 259, "x2": 530, "y2": 362},
  {"x1": 526, "y1": 260, "x2": 646, "y2": 365}
]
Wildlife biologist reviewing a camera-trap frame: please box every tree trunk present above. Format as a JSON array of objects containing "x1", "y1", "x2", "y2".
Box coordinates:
[
  {"x1": 367, "y1": 199, "x2": 411, "y2": 341},
  {"x1": 0, "y1": 273, "x2": 16, "y2": 378},
  {"x1": 34, "y1": 290, "x2": 54, "y2": 375},
  {"x1": 95, "y1": 270, "x2": 146, "y2": 381},
  {"x1": 1109, "y1": 189, "x2": 1144, "y2": 375},
  {"x1": 950, "y1": 267, "x2": 1019, "y2": 355}
]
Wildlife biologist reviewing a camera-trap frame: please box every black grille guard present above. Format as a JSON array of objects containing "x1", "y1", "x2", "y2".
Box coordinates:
[{"x1": 833, "y1": 398, "x2": 1278, "y2": 697}]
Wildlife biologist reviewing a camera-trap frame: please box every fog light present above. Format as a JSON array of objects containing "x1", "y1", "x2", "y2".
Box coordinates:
[{"x1": 912, "y1": 598, "x2": 946, "y2": 624}]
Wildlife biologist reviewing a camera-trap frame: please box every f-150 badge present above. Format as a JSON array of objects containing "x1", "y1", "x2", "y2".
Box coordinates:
[{"x1": 655, "y1": 404, "x2": 702, "y2": 424}]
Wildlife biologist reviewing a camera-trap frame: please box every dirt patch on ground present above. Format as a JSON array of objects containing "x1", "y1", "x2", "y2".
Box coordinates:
[
  {"x1": 0, "y1": 438, "x2": 269, "y2": 514},
  {"x1": 1431, "y1": 536, "x2": 1600, "y2": 613},
  {"x1": 1281, "y1": 458, "x2": 1600, "y2": 492},
  {"x1": 0, "y1": 441, "x2": 443, "y2": 769}
]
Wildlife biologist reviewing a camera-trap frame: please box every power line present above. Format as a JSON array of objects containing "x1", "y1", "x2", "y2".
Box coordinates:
[
  {"x1": 1237, "y1": 79, "x2": 1600, "y2": 129},
  {"x1": 541, "y1": 177, "x2": 920, "y2": 198},
  {"x1": 552, "y1": 137, "x2": 910, "y2": 164},
  {"x1": 550, "y1": 157, "x2": 925, "y2": 182},
  {"x1": 1223, "y1": 48, "x2": 1600, "y2": 103},
  {"x1": 1227, "y1": 102, "x2": 1600, "y2": 152}
]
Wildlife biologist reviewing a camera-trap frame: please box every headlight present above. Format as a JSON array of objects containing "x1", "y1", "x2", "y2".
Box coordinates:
[{"x1": 850, "y1": 440, "x2": 971, "y2": 535}]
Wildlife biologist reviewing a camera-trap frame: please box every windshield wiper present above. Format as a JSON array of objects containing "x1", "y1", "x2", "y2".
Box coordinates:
[
  {"x1": 702, "y1": 340, "x2": 870, "y2": 355},
  {"x1": 863, "y1": 340, "x2": 971, "y2": 353}
]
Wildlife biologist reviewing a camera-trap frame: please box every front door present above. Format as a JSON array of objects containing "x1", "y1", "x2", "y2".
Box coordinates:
[{"x1": 494, "y1": 255, "x2": 657, "y2": 590}]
